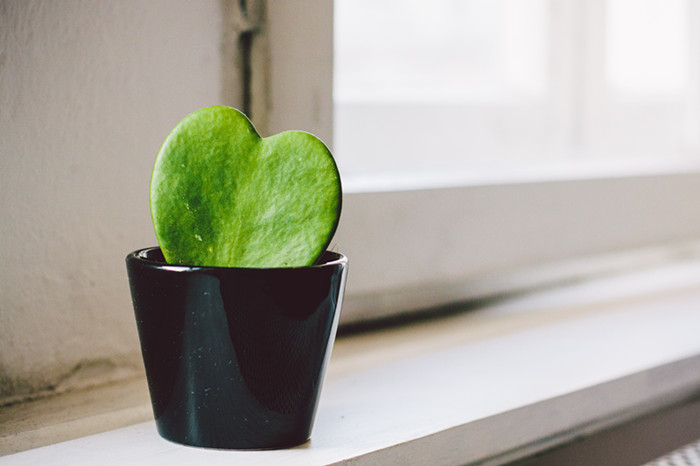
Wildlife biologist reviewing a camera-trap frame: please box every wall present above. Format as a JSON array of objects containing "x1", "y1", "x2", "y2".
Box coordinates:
[{"x1": 0, "y1": 0, "x2": 241, "y2": 402}]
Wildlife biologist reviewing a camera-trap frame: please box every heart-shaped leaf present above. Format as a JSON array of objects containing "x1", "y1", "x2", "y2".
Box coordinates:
[{"x1": 150, "y1": 106, "x2": 341, "y2": 268}]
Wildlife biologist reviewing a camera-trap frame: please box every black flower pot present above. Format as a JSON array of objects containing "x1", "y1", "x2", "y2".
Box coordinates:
[{"x1": 125, "y1": 247, "x2": 348, "y2": 450}]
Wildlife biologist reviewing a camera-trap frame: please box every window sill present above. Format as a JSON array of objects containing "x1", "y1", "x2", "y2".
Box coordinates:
[{"x1": 3, "y1": 257, "x2": 700, "y2": 464}]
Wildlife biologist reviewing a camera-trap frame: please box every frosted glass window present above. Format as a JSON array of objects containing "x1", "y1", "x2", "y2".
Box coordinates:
[
  {"x1": 606, "y1": 0, "x2": 688, "y2": 97},
  {"x1": 334, "y1": 0, "x2": 549, "y2": 103},
  {"x1": 334, "y1": 0, "x2": 700, "y2": 180}
]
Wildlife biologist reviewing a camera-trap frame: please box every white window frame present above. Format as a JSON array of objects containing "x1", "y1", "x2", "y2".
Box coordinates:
[{"x1": 264, "y1": 0, "x2": 700, "y2": 324}]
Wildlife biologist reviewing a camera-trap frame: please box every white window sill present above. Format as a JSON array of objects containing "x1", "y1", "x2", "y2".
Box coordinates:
[{"x1": 3, "y1": 257, "x2": 700, "y2": 465}]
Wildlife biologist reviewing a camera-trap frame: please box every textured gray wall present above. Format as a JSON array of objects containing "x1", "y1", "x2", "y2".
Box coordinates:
[{"x1": 0, "y1": 0, "x2": 238, "y2": 402}]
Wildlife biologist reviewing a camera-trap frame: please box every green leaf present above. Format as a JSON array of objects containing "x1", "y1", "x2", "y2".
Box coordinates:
[{"x1": 150, "y1": 106, "x2": 341, "y2": 268}]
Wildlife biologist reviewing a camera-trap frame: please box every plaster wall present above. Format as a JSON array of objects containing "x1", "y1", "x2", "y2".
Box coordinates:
[{"x1": 0, "y1": 0, "x2": 238, "y2": 401}]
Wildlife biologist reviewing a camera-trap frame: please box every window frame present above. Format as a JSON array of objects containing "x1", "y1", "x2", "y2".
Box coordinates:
[{"x1": 264, "y1": 0, "x2": 700, "y2": 324}]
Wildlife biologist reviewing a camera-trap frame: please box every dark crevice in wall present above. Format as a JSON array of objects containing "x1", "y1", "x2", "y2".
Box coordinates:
[
  {"x1": 238, "y1": 0, "x2": 249, "y2": 17},
  {"x1": 239, "y1": 29, "x2": 254, "y2": 118},
  {"x1": 233, "y1": 0, "x2": 265, "y2": 122},
  {"x1": 220, "y1": 0, "x2": 265, "y2": 123}
]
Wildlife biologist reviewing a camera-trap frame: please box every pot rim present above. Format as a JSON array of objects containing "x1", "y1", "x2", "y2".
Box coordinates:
[{"x1": 126, "y1": 246, "x2": 347, "y2": 272}]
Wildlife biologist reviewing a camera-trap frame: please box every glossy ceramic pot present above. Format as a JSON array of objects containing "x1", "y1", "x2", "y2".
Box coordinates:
[{"x1": 126, "y1": 247, "x2": 348, "y2": 449}]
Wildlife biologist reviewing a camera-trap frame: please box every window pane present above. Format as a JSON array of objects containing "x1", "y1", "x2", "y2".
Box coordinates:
[
  {"x1": 334, "y1": 0, "x2": 548, "y2": 103},
  {"x1": 333, "y1": 0, "x2": 700, "y2": 182},
  {"x1": 334, "y1": 0, "x2": 552, "y2": 179},
  {"x1": 606, "y1": 0, "x2": 688, "y2": 97}
]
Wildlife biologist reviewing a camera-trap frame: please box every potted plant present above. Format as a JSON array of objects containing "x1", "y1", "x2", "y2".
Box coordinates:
[{"x1": 126, "y1": 106, "x2": 347, "y2": 449}]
